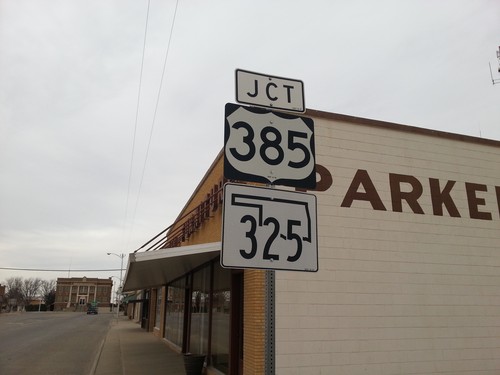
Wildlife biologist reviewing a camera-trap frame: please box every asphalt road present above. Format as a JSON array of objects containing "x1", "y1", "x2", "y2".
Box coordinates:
[{"x1": 0, "y1": 311, "x2": 114, "y2": 375}]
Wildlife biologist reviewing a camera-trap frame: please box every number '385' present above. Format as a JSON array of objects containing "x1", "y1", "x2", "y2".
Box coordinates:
[{"x1": 229, "y1": 122, "x2": 311, "y2": 169}]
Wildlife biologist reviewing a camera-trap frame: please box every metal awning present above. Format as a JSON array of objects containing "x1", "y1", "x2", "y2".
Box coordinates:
[
  {"x1": 122, "y1": 242, "x2": 221, "y2": 292},
  {"x1": 122, "y1": 296, "x2": 148, "y2": 304}
]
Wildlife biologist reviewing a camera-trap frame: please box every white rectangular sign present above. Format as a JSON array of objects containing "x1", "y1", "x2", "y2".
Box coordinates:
[
  {"x1": 235, "y1": 69, "x2": 305, "y2": 113},
  {"x1": 221, "y1": 183, "x2": 318, "y2": 272}
]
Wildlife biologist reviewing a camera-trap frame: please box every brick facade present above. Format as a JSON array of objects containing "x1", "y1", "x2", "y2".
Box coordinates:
[
  {"x1": 243, "y1": 270, "x2": 266, "y2": 375},
  {"x1": 165, "y1": 151, "x2": 224, "y2": 249},
  {"x1": 54, "y1": 277, "x2": 112, "y2": 311}
]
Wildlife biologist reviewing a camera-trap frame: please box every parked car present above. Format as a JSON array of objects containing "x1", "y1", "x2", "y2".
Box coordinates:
[{"x1": 86, "y1": 306, "x2": 98, "y2": 315}]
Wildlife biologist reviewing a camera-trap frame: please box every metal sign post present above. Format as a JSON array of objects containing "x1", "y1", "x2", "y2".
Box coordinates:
[{"x1": 223, "y1": 70, "x2": 319, "y2": 375}]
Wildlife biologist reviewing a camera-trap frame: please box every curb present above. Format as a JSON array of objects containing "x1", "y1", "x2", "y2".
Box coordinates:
[{"x1": 89, "y1": 317, "x2": 116, "y2": 375}]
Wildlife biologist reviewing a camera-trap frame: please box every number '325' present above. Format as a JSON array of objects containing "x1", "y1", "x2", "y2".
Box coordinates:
[{"x1": 239, "y1": 215, "x2": 303, "y2": 262}]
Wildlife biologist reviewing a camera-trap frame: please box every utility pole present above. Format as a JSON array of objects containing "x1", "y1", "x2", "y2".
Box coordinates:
[{"x1": 107, "y1": 253, "x2": 126, "y2": 318}]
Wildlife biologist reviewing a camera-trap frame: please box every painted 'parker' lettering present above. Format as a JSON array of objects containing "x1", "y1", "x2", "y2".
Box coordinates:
[{"x1": 303, "y1": 165, "x2": 500, "y2": 221}]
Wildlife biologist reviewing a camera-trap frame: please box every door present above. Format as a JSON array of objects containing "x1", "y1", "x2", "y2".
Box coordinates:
[{"x1": 230, "y1": 272, "x2": 243, "y2": 374}]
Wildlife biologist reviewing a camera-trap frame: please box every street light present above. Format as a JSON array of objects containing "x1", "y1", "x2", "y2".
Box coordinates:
[
  {"x1": 109, "y1": 276, "x2": 120, "y2": 314},
  {"x1": 107, "y1": 252, "x2": 126, "y2": 318}
]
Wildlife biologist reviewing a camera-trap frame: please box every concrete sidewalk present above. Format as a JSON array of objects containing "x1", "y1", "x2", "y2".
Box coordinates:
[{"x1": 93, "y1": 315, "x2": 185, "y2": 375}]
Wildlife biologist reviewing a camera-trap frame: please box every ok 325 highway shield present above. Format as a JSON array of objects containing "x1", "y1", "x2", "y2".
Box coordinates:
[{"x1": 221, "y1": 183, "x2": 318, "y2": 272}]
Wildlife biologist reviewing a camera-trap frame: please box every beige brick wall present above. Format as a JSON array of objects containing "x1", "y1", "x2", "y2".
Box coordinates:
[
  {"x1": 244, "y1": 269, "x2": 266, "y2": 375},
  {"x1": 166, "y1": 151, "x2": 224, "y2": 248},
  {"x1": 275, "y1": 114, "x2": 500, "y2": 374}
]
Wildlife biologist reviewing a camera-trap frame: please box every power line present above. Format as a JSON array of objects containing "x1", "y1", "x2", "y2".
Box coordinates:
[
  {"x1": 123, "y1": 0, "x2": 152, "y2": 248},
  {"x1": 0, "y1": 267, "x2": 123, "y2": 272},
  {"x1": 129, "y1": 0, "x2": 180, "y2": 237}
]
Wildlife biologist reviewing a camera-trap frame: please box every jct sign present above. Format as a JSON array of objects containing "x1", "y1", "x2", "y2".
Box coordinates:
[
  {"x1": 235, "y1": 69, "x2": 305, "y2": 113},
  {"x1": 224, "y1": 103, "x2": 316, "y2": 189},
  {"x1": 221, "y1": 183, "x2": 318, "y2": 272}
]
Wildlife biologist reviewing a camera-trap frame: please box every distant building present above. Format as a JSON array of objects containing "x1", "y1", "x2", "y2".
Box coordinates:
[
  {"x1": 0, "y1": 284, "x2": 5, "y2": 311},
  {"x1": 26, "y1": 296, "x2": 44, "y2": 311},
  {"x1": 54, "y1": 277, "x2": 112, "y2": 311}
]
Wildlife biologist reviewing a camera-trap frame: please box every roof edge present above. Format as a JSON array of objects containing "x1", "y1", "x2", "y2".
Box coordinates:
[
  {"x1": 306, "y1": 108, "x2": 500, "y2": 148},
  {"x1": 170, "y1": 148, "x2": 224, "y2": 227}
]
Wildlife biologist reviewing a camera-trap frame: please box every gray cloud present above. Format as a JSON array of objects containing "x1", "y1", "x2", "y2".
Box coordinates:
[{"x1": 1, "y1": 0, "x2": 499, "y2": 283}]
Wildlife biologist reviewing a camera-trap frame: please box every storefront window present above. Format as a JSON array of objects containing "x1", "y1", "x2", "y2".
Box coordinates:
[
  {"x1": 155, "y1": 288, "x2": 162, "y2": 329},
  {"x1": 189, "y1": 265, "x2": 210, "y2": 354},
  {"x1": 211, "y1": 265, "x2": 232, "y2": 373},
  {"x1": 164, "y1": 278, "x2": 185, "y2": 348},
  {"x1": 162, "y1": 260, "x2": 235, "y2": 373}
]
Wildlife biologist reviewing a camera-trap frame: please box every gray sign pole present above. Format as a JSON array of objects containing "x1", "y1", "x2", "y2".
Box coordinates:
[{"x1": 265, "y1": 270, "x2": 275, "y2": 375}]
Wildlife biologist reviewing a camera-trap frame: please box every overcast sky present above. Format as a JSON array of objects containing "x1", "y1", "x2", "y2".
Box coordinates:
[{"x1": 1, "y1": 0, "x2": 499, "y2": 286}]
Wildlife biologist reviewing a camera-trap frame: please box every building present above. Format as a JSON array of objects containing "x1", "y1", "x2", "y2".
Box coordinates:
[
  {"x1": 123, "y1": 109, "x2": 500, "y2": 375},
  {"x1": 0, "y1": 284, "x2": 5, "y2": 311},
  {"x1": 54, "y1": 277, "x2": 113, "y2": 312}
]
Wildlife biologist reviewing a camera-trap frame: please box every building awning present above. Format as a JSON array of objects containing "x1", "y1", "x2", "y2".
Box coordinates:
[
  {"x1": 121, "y1": 293, "x2": 146, "y2": 303},
  {"x1": 122, "y1": 242, "x2": 221, "y2": 292},
  {"x1": 122, "y1": 297, "x2": 148, "y2": 304}
]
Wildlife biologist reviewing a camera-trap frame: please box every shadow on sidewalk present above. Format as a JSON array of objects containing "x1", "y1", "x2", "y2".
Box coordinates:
[{"x1": 93, "y1": 316, "x2": 185, "y2": 375}]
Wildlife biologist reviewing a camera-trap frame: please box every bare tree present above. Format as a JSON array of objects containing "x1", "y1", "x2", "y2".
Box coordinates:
[
  {"x1": 40, "y1": 279, "x2": 56, "y2": 309},
  {"x1": 5, "y1": 277, "x2": 23, "y2": 301},
  {"x1": 21, "y1": 277, "x2": 42, "y2": 306},
  {"x1": 4, "y1": 277, "x2": 23, "y2": 310},
  {"x1": 40, "y1": 279, "x2": 56, "y2": 298}
]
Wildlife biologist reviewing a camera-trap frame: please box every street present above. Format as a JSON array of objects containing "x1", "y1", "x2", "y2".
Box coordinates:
[{"x1": 0, "y1": 310, "x2": 114, "y2": 375}]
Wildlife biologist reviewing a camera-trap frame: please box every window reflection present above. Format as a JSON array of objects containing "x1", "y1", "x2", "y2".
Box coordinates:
[
  {"x1": 189, "y1": 265, "x2": 210, "y2": 354},
  {"x1": 155, "y1": 288, "x2": 162, "y2": 329},
  {"x1": 164, "y1": 278, "x2": 185, "y2": 348},
  {"x1": 162, "y1": 261, "x2": 233, "y2": 374},
  {"x1": 211, "y1": 265, "x2": 231, "y2": 373}
]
